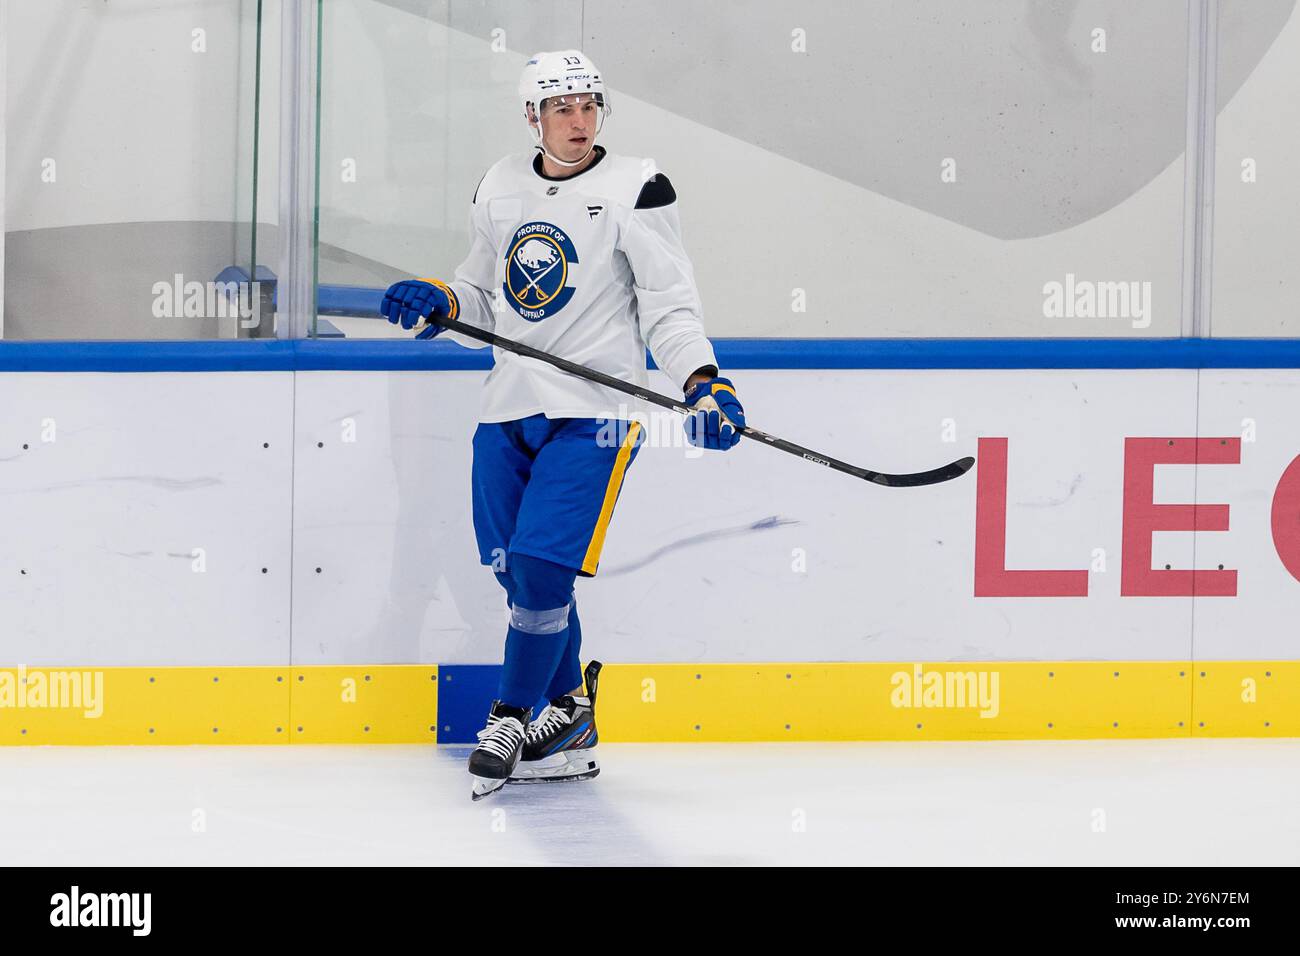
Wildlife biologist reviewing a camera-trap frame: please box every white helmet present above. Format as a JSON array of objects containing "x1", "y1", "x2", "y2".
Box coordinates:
[{"x1": 518, "y1": 50, "x2": 610, "y2": 167}]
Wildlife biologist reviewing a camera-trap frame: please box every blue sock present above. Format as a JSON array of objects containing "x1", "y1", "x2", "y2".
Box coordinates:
[
  {"x1": 495, "y1": 555, "x2": 577, "y2": 710},
  {"x1": 543, "y1": 601, "x2": 583, "y2": 701},
  {"x1": 498, "y1": 623, "x2": 568, "y2": 710}
]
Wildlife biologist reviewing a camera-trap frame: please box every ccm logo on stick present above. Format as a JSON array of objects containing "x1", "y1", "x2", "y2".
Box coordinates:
[{"x1": 973, "y1": 436, "x2": 1300, "y2": 597}]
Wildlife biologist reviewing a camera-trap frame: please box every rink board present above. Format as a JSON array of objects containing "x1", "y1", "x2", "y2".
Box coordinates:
[
  {"x1": 2, "y1": 343, "x2": 1300, "y2": 742},
  {"x1": 1, "y1": 661, "x2": 1296, "y2": 744}
]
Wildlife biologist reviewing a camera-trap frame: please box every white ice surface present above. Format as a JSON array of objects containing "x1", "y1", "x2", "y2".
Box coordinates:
[{"x1": 1, "y1": 741, "x2": 1298, "y2": 866}]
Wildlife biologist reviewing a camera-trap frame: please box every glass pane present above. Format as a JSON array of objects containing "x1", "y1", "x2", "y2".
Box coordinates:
[
  {"x1": 2, "y1": 0, "x2": 277, "y2": 340},
  {"x1": 1210, "y1": 0, "x2": 1300, "y2": 336},
  {"x1": 315, "y1": 0, "x2": 1190, "y2": 339},
  {"x1": 315, "y1": 0, "x2": 583, "y2": 339}
]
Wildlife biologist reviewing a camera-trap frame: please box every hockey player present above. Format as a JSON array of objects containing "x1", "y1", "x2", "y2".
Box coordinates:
[{"x1": 381, "y1": 50, "x2": 745, "y2": 800}]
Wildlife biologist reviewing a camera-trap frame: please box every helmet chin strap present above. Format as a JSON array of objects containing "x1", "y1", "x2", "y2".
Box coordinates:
[
  {"x1": 531, "y1": 109, "x2": 605, "y2": 169},
  {"x1": 535, "y1": 142, "x2": 595, "y2": 168}
]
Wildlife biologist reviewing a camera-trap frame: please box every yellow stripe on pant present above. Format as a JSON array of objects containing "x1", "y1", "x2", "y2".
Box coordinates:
[{"x1": 580, "y1": 420, "x2": 642, "y2": 575}]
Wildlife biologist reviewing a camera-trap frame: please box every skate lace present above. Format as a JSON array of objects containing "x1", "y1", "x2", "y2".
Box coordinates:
[
  {"x1": 526, "y1": 704, "x2": 572, "y2": 743},
  {"x1": 476, "y1": 715, "x2": 525, "y2": 760}
]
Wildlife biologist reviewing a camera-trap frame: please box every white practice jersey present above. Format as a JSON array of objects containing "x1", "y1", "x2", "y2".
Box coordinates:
[{"x1": 443, "y1": 147, "x2": 718, "y2": 423}]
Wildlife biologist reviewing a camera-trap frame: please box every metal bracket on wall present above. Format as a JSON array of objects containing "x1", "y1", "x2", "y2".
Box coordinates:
[
  {"x1": 0, "y1": 0, "x2": 8, "y2": 339},
  {"x1": 277, "y1": 0, "x2": 321, "y2": 341},
  {"x1": 1182, "y1": 0, "x2": 1220, "y2": 338}
]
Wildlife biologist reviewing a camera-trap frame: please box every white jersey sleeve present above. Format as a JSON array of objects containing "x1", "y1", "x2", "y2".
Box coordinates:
[
  {"x1": 443, "y1": 178, "x2": 502, "y2": 350},
  {"x1": 620, "y1": 174, "x2": 719, "y2": 390}
]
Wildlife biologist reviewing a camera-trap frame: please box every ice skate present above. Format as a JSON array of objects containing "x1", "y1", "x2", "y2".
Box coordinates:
[
  {"x1": 468, "y1": 701, "x2": 531, "y2": 801},
  {"x1": 509, "y1": 660, "x2": 602, "y2": 785}
]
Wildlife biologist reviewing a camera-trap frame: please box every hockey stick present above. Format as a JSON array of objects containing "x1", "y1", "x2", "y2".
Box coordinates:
[{"x1": 423, "y1": 315, "x2": 975, "y2": 488}]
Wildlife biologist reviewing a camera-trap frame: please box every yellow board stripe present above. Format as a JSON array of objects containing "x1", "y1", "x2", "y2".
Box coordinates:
[
  {"x1": 0, "y1": 666, "x2": 437, "y2": 745},
  {"x1": 1, "y1": 661, "x2": 1295, "y2": 744},
  {"x1": 595, "y1": 661, "x2": 1300, "y2": 741},
  {"x1": 580, "y1": 421, "x2": 642, "y2": 575},
  {"x1": 598, "y1": 662, "x2": 1197, "y2": 741}
]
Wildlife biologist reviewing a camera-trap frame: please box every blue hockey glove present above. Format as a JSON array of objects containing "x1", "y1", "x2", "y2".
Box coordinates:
[
  {"x1": 683, "y1": 377, "x2": 744, "y2": 450},
  {"x1": 381, "y1": 278, "x2": 460, "y2": 339}
]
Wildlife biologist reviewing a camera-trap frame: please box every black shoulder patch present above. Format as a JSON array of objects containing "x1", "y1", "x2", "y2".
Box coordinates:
[{"x1": 635, "y1": 174, "x2": 677, "y2": 209}]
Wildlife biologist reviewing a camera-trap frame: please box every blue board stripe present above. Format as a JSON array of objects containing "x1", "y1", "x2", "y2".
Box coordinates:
[
  {"x1": 5, "y1": 336, "x2": 1300, "y2": 371},
  {"x1": 705, "y1": 337, "x2": 1300, "y2": 369},
  {"x1": 0, "y1": 339, "x2": 299, "y2": 371},
  {"x1": 436, "y1": 664, "x2": 502, "y2": 744},
  {"x1": 294, "y1": 338, "x2": 493, "y2": 370}
]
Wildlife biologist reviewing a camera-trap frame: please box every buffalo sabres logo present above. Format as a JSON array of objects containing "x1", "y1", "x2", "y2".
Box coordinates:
[{"x1": 504, "y1": 222, "x2": 578, "y2": 321}]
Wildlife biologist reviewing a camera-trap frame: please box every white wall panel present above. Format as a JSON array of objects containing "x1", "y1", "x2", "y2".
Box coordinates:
[
  {"x1": 290, "y1": 368, "x2": 1204, "y2": 665},
  {"x1": 0, "y1": 372, "x2": 294, "y2": 665},
  {"x1": 6, "y1": 367, "x2": 1299, "y2": 667},
  {"x1": 289, "y1": 369, "x2": 492, "y2": 664},
  {"x1": 1193, "y1": 370, "x2": 1300, "y2": 659}
]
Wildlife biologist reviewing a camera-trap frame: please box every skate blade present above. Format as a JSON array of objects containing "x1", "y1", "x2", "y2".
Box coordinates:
[
  {"x1": 507, "y1": 749, "x2": 599, "y2": 785},
  {"x1": 506, "y1": 767, "x2": 599, "y2": 786},
  {"x1": 470, "y1": 776, "x2": 508, "y2": 802}
]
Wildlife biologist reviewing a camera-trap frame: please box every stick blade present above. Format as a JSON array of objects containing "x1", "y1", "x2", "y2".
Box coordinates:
[{"x1": 867, "y1": 455, "x2": 975, "y2": 488}]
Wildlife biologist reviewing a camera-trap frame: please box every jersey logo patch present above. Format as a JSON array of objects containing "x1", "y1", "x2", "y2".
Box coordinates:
[
  {"x1": 504, "y1": 221, "x2": 579, "y2": 321},
  {"x1": 587, "y1": 205, "x2": 603, "y2": 219}
]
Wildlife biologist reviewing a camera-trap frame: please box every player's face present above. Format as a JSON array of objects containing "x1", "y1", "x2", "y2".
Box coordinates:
[{"x1": 536, "y1": 94, "x2": 600, "y2": 162}]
